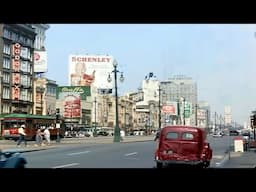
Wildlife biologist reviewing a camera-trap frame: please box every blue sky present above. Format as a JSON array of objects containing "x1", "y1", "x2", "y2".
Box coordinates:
[{"x1": 45, "y1": 24, "x2": 256, "y2": 125}]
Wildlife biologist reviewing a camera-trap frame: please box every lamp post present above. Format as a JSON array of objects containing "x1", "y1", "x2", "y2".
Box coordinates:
[
  {"x1": 195, "y1": 104, "x2": 198, "y2": 126},
  {"x1": 107, "y1": 60, "x2": 124, "y2": 142},
  {"x1": 180, "y1": 97, "x2": 185, "y2": 125},
  {"x1": 93, "y1": 97, "x2": 97, "y2": 137},
  {"x1": 154, "y1": 84, "x2": 162, "y2": 130}
]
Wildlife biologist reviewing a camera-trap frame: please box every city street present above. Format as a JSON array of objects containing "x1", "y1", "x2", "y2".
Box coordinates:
[{"x1": 21, "y1": 135, "x2": 231, "y2": 168}]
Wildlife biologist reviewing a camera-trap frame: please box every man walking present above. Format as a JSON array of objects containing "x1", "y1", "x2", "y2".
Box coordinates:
[{"x1": 17, "y1": 125, "x2": 27, "y2": 147}]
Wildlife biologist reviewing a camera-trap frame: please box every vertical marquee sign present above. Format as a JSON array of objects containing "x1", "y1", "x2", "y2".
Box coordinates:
[{"x1": 12, "y1": 43, "x2": 21, "y2": 100}]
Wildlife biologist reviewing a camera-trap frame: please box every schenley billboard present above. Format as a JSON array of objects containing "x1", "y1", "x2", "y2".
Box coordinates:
[{"x1": 69, "y1": 55, "x2": 115, "y2": 90}]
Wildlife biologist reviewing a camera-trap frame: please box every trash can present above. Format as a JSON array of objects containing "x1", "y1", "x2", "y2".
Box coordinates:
[{"x1": 234, "y1": 136, "x2": 244, "y2": 152}]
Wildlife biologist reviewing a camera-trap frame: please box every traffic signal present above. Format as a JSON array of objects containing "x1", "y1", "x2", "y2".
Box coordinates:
[
  {"x1": 250, "y1": 114, "x2": 256, "y2": 128},
  {"x1": 56, "y1": 108, "x2": 60, "y2": 121}
]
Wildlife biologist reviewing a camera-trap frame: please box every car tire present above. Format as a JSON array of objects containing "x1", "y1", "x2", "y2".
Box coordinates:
[
  {"x1": 156, "y1": 162, "x2": 163, "y2": 169},
  {"x1": 15, "y1": 162, "x2": 25, "y2": 168}
]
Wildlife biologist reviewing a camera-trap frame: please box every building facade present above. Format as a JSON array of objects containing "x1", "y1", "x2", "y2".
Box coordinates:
[
  {"x1": 34, "y1": 77, "x2": 57, "y2": 115},
  {"x1": 161, "y1": 75, "x2": 198, "y2": 125},
  {"x1": 0, "y1": 24, "x2": 36, "y2": 115}
]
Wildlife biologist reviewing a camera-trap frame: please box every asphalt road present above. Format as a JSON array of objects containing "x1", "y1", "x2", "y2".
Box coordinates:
[
  {"x1": 22, "y1": 136, "x2": 231, "y2": 168},
  {"x1": 23, "y1": 141, "x2": 157, "y2": 168},
  {"x1": 207, "y1": 135, "x2": 232, "y2": 167}
]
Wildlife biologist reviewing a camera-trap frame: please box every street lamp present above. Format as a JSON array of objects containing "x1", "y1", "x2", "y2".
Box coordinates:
[
  {"x1": 154, "y1": 84, "x2": 162, "y2": 130},
  {"x1": 107, "y1": 60, "x2": 124, "y2": 142},
  {"x1": 179, "y1": 97, "x2": 186, "y2": 125},
  {"x1": 93, "y1": 97, "x2": 97, "y2": 137}
]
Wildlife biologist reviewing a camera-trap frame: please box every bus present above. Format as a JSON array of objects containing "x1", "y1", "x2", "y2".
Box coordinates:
[{"x1": 1, "y1": 113, "x2": 65, "y2": 141}]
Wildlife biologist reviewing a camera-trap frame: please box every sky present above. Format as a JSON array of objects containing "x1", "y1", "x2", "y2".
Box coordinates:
[{"x1": 45, "y1": 24, "x2": 256, "y2": 125}]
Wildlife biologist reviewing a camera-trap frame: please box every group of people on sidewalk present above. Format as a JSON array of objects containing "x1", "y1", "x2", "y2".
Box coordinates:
[{"x1": 16, "y1": 125, "x2": 51, "y2": 147}]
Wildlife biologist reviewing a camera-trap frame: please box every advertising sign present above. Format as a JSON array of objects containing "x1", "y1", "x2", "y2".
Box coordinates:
[
  {"x1": 162, "y1": 101, "x2": 178, "y2": 115},
  {"x1": 57, "y1": 86, "x2": 91, "y2": 119},
  {"x1": 69, "y1": 55, "x2": 114, "y2": 89},
  {"x1": 34, "y1": 51, "x2": 47, "y2": 73}
]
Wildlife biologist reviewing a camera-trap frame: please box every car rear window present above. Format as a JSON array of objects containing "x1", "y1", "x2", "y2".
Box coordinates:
[
  {"x1": 166, "y1": 132, "x2": 178, "y2": 139},
  {"x1": 182, "y1": 132, "x2": 194, "y2": 140}
]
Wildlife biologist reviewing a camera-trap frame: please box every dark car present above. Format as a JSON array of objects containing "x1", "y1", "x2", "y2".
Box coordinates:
[
  {"x1": 155, "y1": 126, "x2": 212, "y2": 168},
  {"x1": 97, "y1": 131, "x2": 109, "y2": 136},
  {"x1": 0, "y1": 151, "x2": 27, "y2": 168},
  {"x1": 229, "y1": 130, "x2": 239, "y2": 136}
]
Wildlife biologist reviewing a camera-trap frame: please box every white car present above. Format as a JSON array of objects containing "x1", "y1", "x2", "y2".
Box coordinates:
[{"x1": 212, "y1": 133, "x2": 223, "y2": 137}]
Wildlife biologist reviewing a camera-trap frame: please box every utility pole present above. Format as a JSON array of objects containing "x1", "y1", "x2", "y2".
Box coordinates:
[
  {"x1": 214, "y1": 112, "x2": 217, "y2": 132},
  {"x1": 195, "y1": 104, "x2": 198, "y2": 126}
]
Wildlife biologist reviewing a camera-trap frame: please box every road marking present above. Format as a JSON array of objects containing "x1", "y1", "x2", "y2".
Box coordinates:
[
  {"x1": 124, "y1": 152, "x2": 138, "y2": 156},
  {"x1": 213, "y1": 155, "x2": 224, "y2": 159},
  {"x1": 215, "y1": 154, "x2": 229, "y2": 167},
  {"x1": 67, "y1": 151, "x2": 91, "y2": 156},
  {"x1": 52, "y1": 163, "x2": 79, "y2": 168}
]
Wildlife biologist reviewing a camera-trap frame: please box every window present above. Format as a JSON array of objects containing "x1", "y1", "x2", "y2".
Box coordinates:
[
  {"x1": 3, "y1": 57, "x2": 11, "y2": 69},
  {"x1": 182, "y1": 132, "x2": 194, "y2": 140},
  {"x1": 3, "y1": 44, "x2": 11, "y2": 55},
  {"x1": 3, "y1": 29, "x2": 11, "y2": 39},
  {"x1": 166, "y1": 132, "x2": 178, "y2": 139},
  {"x1": 3, "y1": 87, "x2": 10, "y2": 99},
  {"x1": 2, "y1": 103, "x2": 10, "y2": 114},
  {"x1": 2, "y1": 72, "x2": 10, "y2": 83}
]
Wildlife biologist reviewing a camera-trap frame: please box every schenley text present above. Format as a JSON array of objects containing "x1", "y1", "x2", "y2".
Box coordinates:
[{"x1": 71, "y1": 56, "x2": 111, "y2": 63}]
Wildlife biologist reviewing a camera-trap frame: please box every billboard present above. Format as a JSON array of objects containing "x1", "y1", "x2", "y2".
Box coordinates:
[
  {"x1": 57, "y1": 86, "x2": 91, "y2": 118},
  {"x1": 34, "y1": 51, "x2": 47, "y2": 73},
  {"x1": 69, "y1": 55, "x2": 114, "y2": 89},
  {"x1": 162, "y1": 101, "x2": 178, "y2": 116},
  {"x1": 197, "y1": 109, "x2": 206, "y2": 120}
]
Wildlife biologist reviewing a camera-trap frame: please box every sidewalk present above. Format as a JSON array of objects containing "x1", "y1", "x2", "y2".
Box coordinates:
[
  {"x1": 0, "y1": 135, "x2": 154, "y2": 153},
  {"x1": 221, "y1": 149, "x2": 256, "y2": 168}
]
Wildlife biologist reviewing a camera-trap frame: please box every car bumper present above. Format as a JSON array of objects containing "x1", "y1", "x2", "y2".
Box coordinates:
[{"x1": 155, "y1": 159, "x2": 205, "y2": 166}]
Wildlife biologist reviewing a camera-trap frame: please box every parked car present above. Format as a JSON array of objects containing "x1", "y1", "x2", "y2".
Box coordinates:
[
  {"x1": 0, "y1": 151, "x2": 27, "y2": 168},
  {"x1": 212, "y1": 132, "x2": 223, "y2": 138},
  {"x1": 97, "y1": 131, "x2": 109, "y2": 136},
  {"x1": 154, "y1": 126, "x2": 212, "y2": 168},
  {"x1": 229, "y1": 130, "x2": 239, "y2": 136}
]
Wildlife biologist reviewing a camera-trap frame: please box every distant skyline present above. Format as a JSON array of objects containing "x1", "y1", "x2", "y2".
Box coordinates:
[{"x1": 45, "y1": 24, "x2": 256, "y2": 125}]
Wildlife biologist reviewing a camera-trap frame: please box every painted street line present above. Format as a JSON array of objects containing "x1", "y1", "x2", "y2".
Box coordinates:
[
  {"x1": 67, "y1": 151, "x2": 91, "y2": 156},
  {"x1": 124, "y1": 152, "x2": 138, "y2": 156},
  {"x1": 52, "y1": 163, "x2": 80, "y2": 168}
]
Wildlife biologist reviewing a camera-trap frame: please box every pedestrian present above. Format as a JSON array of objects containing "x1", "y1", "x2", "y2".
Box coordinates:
[
  {"x1": 43, "y1": 127, "x2": 51, "y2": 145},
  {"x1": 17, "y1": 125, "x2": 27, "y2": 147},
  {"x1": 154, "y1": 129, "x2": 161, "y2": 141},
  {"x1": 35, "y1": 128, "x2": 43, "y2": 146},
  {"x1": 120, "y1": 129, "x2": 125, "y2": 142}
]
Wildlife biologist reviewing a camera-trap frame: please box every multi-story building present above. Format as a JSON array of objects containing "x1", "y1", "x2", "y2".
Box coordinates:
[
  {"x1": 33, "y1": 77, "x2": 57, "y2": 115},
  {"x1": 30, "y1": 24, "x2": 50, "y2": 51},
  {"x1": 161, "y1": 75, "x2": 198, "y2": 125},
  {"x1": 197, "y1": 101, "x2": 210, "y2": 130},
  {"x1": 0, "y1": 24, "x2": 36, "y2": 115}
]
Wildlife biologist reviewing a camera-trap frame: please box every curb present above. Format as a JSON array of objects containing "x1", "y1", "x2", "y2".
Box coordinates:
[{"x1": 2, "y1": 139, "x2": 154, "y2": 153}]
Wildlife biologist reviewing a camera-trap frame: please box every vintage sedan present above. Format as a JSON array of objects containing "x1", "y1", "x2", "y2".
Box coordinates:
[{"x1": 155, "y1": 126, "x2": 212, "y2": 168}]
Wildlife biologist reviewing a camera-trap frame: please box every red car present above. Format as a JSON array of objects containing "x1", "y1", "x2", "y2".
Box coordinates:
[{"x1": 155, "y1": 126, "x2": 212, "y2": 168}]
